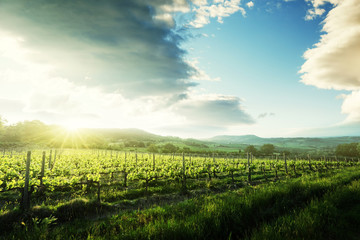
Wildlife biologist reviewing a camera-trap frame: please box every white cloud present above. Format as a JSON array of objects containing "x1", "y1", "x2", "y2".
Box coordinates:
[
  {"x1": 300, "y1": 0, "x2": 360, "y2": 128},
  {"x1": 300, "y1": 0, "x2": 360, "y2": 90},
  {"x1": 305, "y1": 7, "x2": 326, "y2": 20},
  {"x1": 192, "y1": 0, "x2": 208, "y2": 6},
  {"x1": 246, "y1": 1, "x2": 254, "y2": 8},
  {"x1": 187, "y1": 59, "x2": 221, "y2": 81},
  {"x1": 341, "y1": 91, "x2": 360, "y2": 123},
  {"x1": 158, "y1": 0, "x2": 190, "y2": 13},
  {"x1": 304, "y1": 0, "x2": 340, "y2": 20},
  {"x1": 190, "y1": 0, "x2": 247, "y2": 28}
]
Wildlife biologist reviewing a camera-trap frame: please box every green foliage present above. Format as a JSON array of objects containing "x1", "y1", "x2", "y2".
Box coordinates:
[
  {"x1": 147, "y1": 144, "x2": 158, "y2": 153},
  {"x1": 184, "y1": 140, "x2": 209, "y2": 148},
  {"x1": 55, "y1": 199, "x2": 112, "y2": 222},
  {"x1": 124, "y1": 140, "x2": 145, "y2": 148},
  {"x1": 3, "y1": 168, "x2": 358, "y2": 240},
  {"x1": 251, "y1": 179, "x2": 360, "y2": 240},
  {"x1": 260, "y1": 144, "x2": 275, "y2": 155},
  {"x1": 161, "y1": 143, "x2": 178, "y2": 153},
  {"x1": 335, "y1": 143, "x2": 360, "y2": 157},
  {"x1": 0, "y1": 146, "x2": 359, "y2": 240},
  {"x1": 244, "y1": 145, "x2": 258, "y2": 156},
  {"x1": 0, "y1": 119, "x2": 107, "y2": 149},
  {"x1": 182, "y1": 146, "x2": 191, "y2": 153}
]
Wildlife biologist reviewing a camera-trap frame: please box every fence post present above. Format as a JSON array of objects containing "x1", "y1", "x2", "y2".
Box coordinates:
[
  {"x1": 284, "y1": 153, "x2": 288, "y2": 175},
  {"x1": 153, "y1": 153, "x2": 155, "y2": 170},
  {"x1": 124, "y1": 152, "x2": 127, "y2": 168},
  {"x1": 48, "y1": 149, "x2": 52, "y2": 169},
  {"x1": 40, "y1": 151, "x2": 46, "y2": 186},
  {"x1": 97, "y1": 182, "x2": 101, "y2": 203},
  {"x1": 52, "y1": 150, "x2": 57, "y2": 169},
  {"x1": 182, "y1": 153, "x2": 186, "y2": 191},
  {"x1": 213, "y1": 152, "x2": 217, "y2": 178},
  {"x1": 247, "y1": 152, "x2": 251, "y2": 183},
  {"x1": 124, "y1": 152, "x2": 127, "y2": 188},
  {"x1": 135, "y1": 150, "x2": 137, "y2": 165},
  {"x1": 22, "y1": 151, "x2": 31, "y2": 211}
]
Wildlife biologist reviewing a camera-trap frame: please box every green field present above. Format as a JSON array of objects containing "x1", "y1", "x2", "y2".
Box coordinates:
[{"x1": 0, "y1": 149, "x2": 359, "y2": 239}]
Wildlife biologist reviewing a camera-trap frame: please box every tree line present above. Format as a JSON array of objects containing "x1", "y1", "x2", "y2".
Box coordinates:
[
  {"x1": 335, "y1": 143, "x2": 360, "y2": 157},
  {"x1": 1, "y1": 116, "x2": 359, "y2": 157}
]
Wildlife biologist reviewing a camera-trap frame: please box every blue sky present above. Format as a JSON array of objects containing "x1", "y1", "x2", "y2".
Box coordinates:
[
  {"x1": 0, "y1": 0, "x2": 359, "y2": 138},
  {"x1": 183, "y1": 0, "x2": 349, "y2": 136}
]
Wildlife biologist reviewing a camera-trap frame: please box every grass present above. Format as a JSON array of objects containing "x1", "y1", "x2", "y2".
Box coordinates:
[
  {"x1": 249, "y1": 179, "x2": 360, "y2": 240},
  {"x1": 1, "y1": 167, "x2": 359, "y2": 239}
]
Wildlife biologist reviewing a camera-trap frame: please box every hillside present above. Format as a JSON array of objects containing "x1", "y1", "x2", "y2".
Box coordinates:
[
  {"x1": 207, "y1": 135, "x2": 360, "y2": 150},
  {"x1": 81, "y1": 128, "x2": 170, "y2": 142}
]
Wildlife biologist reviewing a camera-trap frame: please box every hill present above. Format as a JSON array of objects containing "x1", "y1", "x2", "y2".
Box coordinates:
[{"x1": 207, "y1": 135, "x2": 360, "y2": 151}]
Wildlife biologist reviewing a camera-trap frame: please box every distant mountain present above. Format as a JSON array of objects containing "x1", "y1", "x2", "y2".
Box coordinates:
[
  {"x1": 80, "y1": 128, "x2": 170, "y2": 142},
  {"x1": 78, "y1": 128, "x2": 360, "y2": 151},
  {"x1": 207, "y1": 135, "x2": 360, "y2": 150},
  {"x1": 208, "y1": 135, "x2": 264, "y2": 144}
]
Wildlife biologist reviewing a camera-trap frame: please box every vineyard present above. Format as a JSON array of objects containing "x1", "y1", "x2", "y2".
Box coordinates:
[
  {"x1": 1, "y1": 149, "x2": 358, "y2": 211},
  {"x1": 1, "y1": 149, "x2": 360, "y2": 239}
]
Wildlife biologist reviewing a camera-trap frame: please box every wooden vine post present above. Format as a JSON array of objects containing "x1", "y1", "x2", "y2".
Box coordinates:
[
  {"x1": 308, "y1": 154, "x2": 312, "y2": 170},
  {"x1": 48, "y1": 149, "x2": 52, "y2": 169},
  {"x1": 40, "y1": 151, "x2": 46, "y2": 186},
  {"x1": 124, "y1": 152, "x2": 127, "y2": 188},
  {"x1": 182, "y1": 153, "x2": 186, "y2": 191},
  {"x1": 153, "y1": 153, "x2": 158, "y2": 180},
  {"x1": 153, "y1": 153, "x2": 156, "y2": 170},
  {"x1": 97, "y1": 182, "x2": 101, "y2": 203},
  {"x1": 247, "y1": 152, "x2": 251, "y2": 183},
  {"x1": 213, "y1": 152, "x2": 217, "y2": 178},
  {"x1": 51, "y1": 150, "x2": 57, "y2": 170},
  {"x1": 284, "y1": 153, "x2": 288, "y2": 175},
  {"x1": 135, "y1": 150, "x2": 138, "y2": 165},
  {"x1": 22, "y1": 151, "x2": 31, "y2": 211}
]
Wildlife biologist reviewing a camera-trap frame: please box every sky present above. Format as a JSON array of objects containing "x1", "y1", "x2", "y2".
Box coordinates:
[{"x1": 0, "y1": 0, "x2": 359, "y2": 138}]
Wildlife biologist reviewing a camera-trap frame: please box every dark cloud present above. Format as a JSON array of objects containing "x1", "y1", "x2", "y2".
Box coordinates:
[
  {"x1": 258, "y1": 112, "x2": 275, "y2": 119},
  {"x1": 175, "y1": 95, "x2": 255, "y2": 126},
  {"x1": 0, "y1": 0, "x2": 196, "y2": 97}
]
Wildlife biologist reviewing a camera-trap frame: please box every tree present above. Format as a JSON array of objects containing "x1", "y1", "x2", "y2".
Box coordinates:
[
  {"x1": 161, "y1": 143, "x2": 178, "y2": 153},
  {"x1": 335, "y1": 143, "x2": 359, "y2": 157},
  {"x1": 244, "y1": 145, "x2": 257, "y2": 156},
  {"x1": 147, "y1": 144, "x2": 158, "y2": 153},
  {"x1": 260, "y1": 144, "x2": 275, "y2": 155},
  {"x1": 124, "y1": 140, "x2": 145, "y2": 148},
  {"x1": 182, "y1": 147, "x2": 191, "y2": 153}
]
